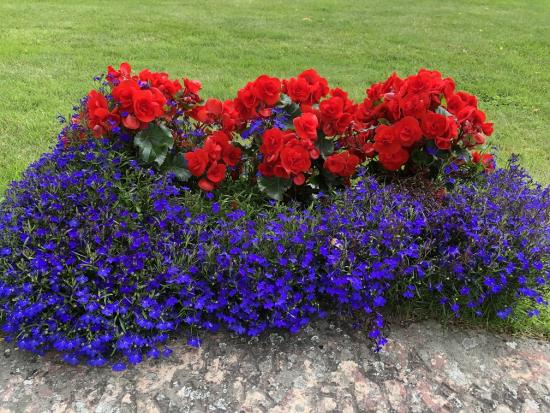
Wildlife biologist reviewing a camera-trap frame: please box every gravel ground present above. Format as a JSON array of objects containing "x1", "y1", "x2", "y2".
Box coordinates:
[{"x1": 0, "y1": 320, "x2": 549, "y2": 413}]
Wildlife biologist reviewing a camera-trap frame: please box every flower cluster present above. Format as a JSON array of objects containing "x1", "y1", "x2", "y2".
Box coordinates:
[
  {"x1": 89, "y1": 63, "x2": 201, "y2": 136},
  {"x1": 1, "y1": 138, "x2": 547, "y2": 369},
  {"x1": 0, "y1": 140, "x2": 404, "y2": 367},
  {"x1": 283, "y1": 69, "x2": 329, "y2": 106},
  {"x1": 258, "y1": 127, "x2": 313, "y2": 185},
  {"x1": 413, "y1": 159, "x2": 550, "y2": 319},
  {"x1": 59, "y1": 63, "x2": 204, "y2": 179},
  {"x1": 59, "y1": 64, "x2": 496, "y2": 200},
  {"x1": 354, "y1": 69, "x2": 494, "y2": 174},
  {"x1": 181, "y1": 70, "x2": 361, "y2": 199},
  {"x1": 184, "y1": 131, "x2": 241, "y2": 191}
]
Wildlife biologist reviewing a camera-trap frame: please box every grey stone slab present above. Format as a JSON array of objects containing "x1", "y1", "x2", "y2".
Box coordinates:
[{"x1": 0, "y1": 320, "x2": 548, "y2": 413}]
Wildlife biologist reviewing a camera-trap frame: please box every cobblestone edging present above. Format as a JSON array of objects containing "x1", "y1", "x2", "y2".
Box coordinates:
[{"x1": 1, "y1": 320, "x2": 549, "y2": 412}]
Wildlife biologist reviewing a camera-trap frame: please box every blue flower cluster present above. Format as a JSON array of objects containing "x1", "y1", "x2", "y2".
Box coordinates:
[
  {"x1": 0, "y1": 141, "x2": 548, "y2": 370},
  {"x1": 417, "y1": 160, "x2": 550, "y2": 319},
  {"x1": 241, "y1": 107, "x2": 289, "y2": 140}
]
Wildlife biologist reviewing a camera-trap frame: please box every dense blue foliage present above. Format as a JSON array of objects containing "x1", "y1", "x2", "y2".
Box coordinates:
[
  {"x1": 0, "y1": 141, "x2": 548, "y2": 369},
  {"x1": 420, "y1": 162, "x2": 550, "y2": 318}
]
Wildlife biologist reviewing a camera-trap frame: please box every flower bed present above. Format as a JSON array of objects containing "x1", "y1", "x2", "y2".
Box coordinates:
[
  {"x1": 0, "y1": 64, "x2": 548, "y2": 370},
  {"x1": 60, "y1": 64, "x2": 495, "y2": 200}
]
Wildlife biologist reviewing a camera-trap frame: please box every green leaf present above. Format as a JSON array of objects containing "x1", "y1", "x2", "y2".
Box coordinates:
[
  {"x1": 320, "y1": 166, "x2": 342, "y2": 187},
  {"x1": 134, "y1": 123, "x2": 174, "y2": 166},
  {"x1": 315, "y1": 133, "x2": 335, "y2": 159},
  {"x1": 411, "y1": 148, "x2": 433, "y2": 166},
  {"x1": 436, "y1": 105, "x2": 453, "y2": 117},
  {"x1": 165, "y1": 152, "x2": 192, "y2": 181},
  {"x1": 257, "y1": 175, "x2": 291, "y2": 201},
  {"x1": 307, "y1": 174, "x2": 321, "y2": 190},
  {"x1": 436, "y1": 149, "x2": 451, "y2": 160},
  {"x1": 278, "y1": 93, "x2": 301, "y2": 127},
  {"x1": 285, "y1": 102, "x2": 301, "y2": 119},
  {"x1": 452, "y1": 146, "x2": 473, "y2": 163},
  {"x1": 278, "y1": 94, "x2": 290, "y2": 106}
]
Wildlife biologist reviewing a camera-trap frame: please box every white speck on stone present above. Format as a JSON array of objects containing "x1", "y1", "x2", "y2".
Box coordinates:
[
  {"x1": 373, "y1": 361, "x2": 385, "y2": 374},
  {"x1": 320, "y1": 397, "x2": 337, "y2": 410},
  {"x1": 462, "y1": 337, "x2": 479, "y2": 350},
  {"x1": 506, "y1": 341, "x2": 517, "y2": 350},
  {"x1": 74, "y1": 400, "x2": 90, "y2": 413},
  {"x1": 269, "y1": 333, "x2": 284, "y2": 345},
  {"x1": 177, "y1": 386, "x2": 209, "y2": 401},
  {"x1": 445, "y1": 362, "x2": 468, "y2": 387},
  {"x1": 521, "y1": 399, "x2": 540, "y2": 413},
  {"x1": 210, "y1": 398, "x2": 228, "y2": 411}
]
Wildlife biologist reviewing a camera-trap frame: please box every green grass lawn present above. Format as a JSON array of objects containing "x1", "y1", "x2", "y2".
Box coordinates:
[
  {"x1": 0, "y1": 0, "x2": 549, "y2": 337},
  {"x1": 1, "y1": 0, "x2": 549, "y2": 192}
]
